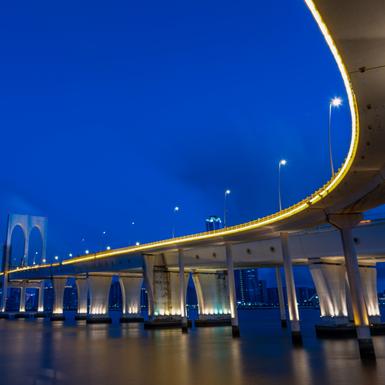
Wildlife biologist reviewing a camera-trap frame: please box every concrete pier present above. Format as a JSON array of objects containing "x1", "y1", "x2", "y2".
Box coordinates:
[
  {"x1": 225, "y1": 244, "x2": 240, "y2": 337},
  {"x1": 143, "y1": 255, "x2": 187, "y2": 329},
  {"x1": 192, "y1": 271, "x2": 231, "y2": 327},
  {"x1": 51, "y1": 278, "x2": 66, "y2": 321},
  {"x1": 87, "y1": 275, "x2": 112, "y2": 323},
  {"x1": 309, "y1": 261, "x2": 349, "y2": 326},
  {"x1": 178, "y1": 250, "x2": 188, "y2": 333},
  {"x1": 75, "y1": 278, "x2": 88, "y2": 320},
  {"x1": 275, "y1": 267, "x2": 287, "y2": 328},
  {"x1": 281, "y1": 232, "x2": 302, "y2": 346},
  {"x1": 119, "y1": 275, "x2": 144, "y2": 323},
  {"x1": 329, "y1": 214, "x2": 376, "y2": 360}
]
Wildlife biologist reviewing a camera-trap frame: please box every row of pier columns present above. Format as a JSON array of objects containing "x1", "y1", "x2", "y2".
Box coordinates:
[
  {"x1": 0, "y1": 214, "x2": 378, "y2": 360},
  {"x1": 166, "y1": 214, "x2": 377, "y2": 360},
  {"x1": 1, "y1": 274, "x2": 144, "y2": 323}
]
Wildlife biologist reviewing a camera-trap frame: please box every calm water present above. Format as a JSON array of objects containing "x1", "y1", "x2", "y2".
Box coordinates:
[{"x1": 1, "y1": 309, "x2": 385, "y2": 385}]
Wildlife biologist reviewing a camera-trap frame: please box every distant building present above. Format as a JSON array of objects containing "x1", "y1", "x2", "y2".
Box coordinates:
[
  {"x1": 236, "y1": 269, "x2": 260, "y2": 304},
  {"x1": 256, "y1": 279, "x2": 268, "y2": 304},
  {"x1": 205, "y1": 216, "x2": 223, "y2": 231},
  {"x1": 296, "y1": 287, "x2": 317, "y2": 306},
  {"x1": 267, "y1": 287, "x2": 279, "y2": 306}
]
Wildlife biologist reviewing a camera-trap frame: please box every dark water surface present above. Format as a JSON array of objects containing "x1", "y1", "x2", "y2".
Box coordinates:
[{"x1": 1, "y1": 309, "x2": 385, "y2": 385}]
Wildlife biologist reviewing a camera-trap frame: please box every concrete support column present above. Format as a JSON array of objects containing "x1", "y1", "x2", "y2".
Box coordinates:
[
  {"x1": 309, "y1": 262, "x2": 348, "y2": 325},
  {"x1": 143, "y1": 255, "x2": 155, "y2": 319},
  {"x1": 192, "y1": 271, "x2": 230, "y2": 324},
  {"x1": 19, "y1": 287, "x2": 26, "y2": 313},
  {"x1": 143, "y1": 255, "x2": 186, "y2": 318},
  {"x1": 225, "y1": 244, "x2": 240, "y2": 337},
  {"x1": 178, "y1": 249, "x2": 188, "y2": 333},
  {"x1": 51, "y1": 278, "x2": 66, "y2": 320},
  {"x1": 275, "y1": 267, "x2": 287, "y2": 327},
  {"x1": 345, "y1": 276, "x2": 354, "y2": 322},
  {"x1": 280, "y1": 232, "x2": 302, "y2": 345},
  {"x1": 75, "y1": 278, "x2": 88, "y2": 320},
  {"x1": 359, "y1": 264, "x2": 381, "y2": 324},
  {"x1": 1, "y1": 244, "x2": 10, "y2": 313},
  {"x1": 1, "y1": 277, "x2": 8, "y2": 313},
  {"x1": 119, "y1": 275, "x2": 143, "y2": 322},
  {"x1": 329, "y1": 214, "x2": 375, "y2": 360},
  {"x1": 37, "y1": 281, "x2": 45, "y2": 313},
  {"x1": 87, "y1": 275, "x2": 112, "y2": 323}
]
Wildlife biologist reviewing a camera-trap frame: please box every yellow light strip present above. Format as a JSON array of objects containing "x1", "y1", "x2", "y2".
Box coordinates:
[
  {"x1": 12, "y1": 0, "x2": 360, "y2": 273},
  {"x1": 7, "y1": 263, "x2": 60, "y2": 274}
]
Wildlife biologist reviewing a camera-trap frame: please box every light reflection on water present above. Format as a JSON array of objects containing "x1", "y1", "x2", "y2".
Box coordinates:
[{"x1": 1, "y1": 309, "x2": 385, "y2": 385}]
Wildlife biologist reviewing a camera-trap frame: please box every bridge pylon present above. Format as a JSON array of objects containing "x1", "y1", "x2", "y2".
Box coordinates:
[{"x1": 1, "y1": 214, "x2": 47, "y2": 313}]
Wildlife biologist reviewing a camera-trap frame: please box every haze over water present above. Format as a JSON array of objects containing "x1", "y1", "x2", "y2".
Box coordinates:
[{"x1": 2, "y1": 309, "x2": 385, "y2": 385}]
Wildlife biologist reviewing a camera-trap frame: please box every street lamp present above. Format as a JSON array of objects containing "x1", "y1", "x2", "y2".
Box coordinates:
[
  {"x1": 172, "y1": 206, "x2": 180, "y2": 238},
  {"x1": 100, "y1": 230, "x2": 109, "y2": 250},
  {"x1": 129, "y1": 221, "x2": 135, "y2": 245},
  {"x1": 81, "y1": 236, "x2": 86, "y2": 256},
  {"x1": 328, "y1": 97, "x2": 342, "y2": 177},
  {"x1": 224, "y1": 189, "x2": 231, "y2": 227},
  {"x1": 278, "y1": 159, "x2": 287, "y2": 211}
]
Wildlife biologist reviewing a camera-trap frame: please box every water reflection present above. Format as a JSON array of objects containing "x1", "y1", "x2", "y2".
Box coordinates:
[
  {"x1": 291, "y1": 348, "x2": 313, "y2": 385},
  {"x1": 34, "y1": 324, "x2": 67, "y2": 385},
  {"x1": 321, "y1": 338, "x2": 382, "y2": 385},
  {"x1": 0, "y1": 310, "x2": 384, "y2": 385}
]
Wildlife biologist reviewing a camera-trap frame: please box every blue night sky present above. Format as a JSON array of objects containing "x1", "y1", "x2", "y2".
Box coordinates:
[{"x1": 2, "y1": 0, "x2": 376, "y2": 286}]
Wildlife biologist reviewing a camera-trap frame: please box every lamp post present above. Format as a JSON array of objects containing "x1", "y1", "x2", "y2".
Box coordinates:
[
  {"x1": 101, "y1": 230, "x2": 107, "y2": 251},
  {"x1": 130, "y1": 221, "x2": 135, "y2": 245},
  {"x1": 328, "y1": 97, "x2": 342, "y2": 177},
  {"x1": 172, "y1": 206, "x2": 180, "y2": 238},
  {"x1": 224, "y1": 189, "x2": 231, "y2": 227},
  {"x1": 278, "y1": 159, "x2": 287, "y2": 211},
  {"x1": 81, "y1": 236, "x2": 86, "y2": 256}
]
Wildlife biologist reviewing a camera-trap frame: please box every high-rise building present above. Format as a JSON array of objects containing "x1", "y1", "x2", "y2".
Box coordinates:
[
  {"x1": 267, "y1": 287, "x2": 279, "y2": 306},
  {"x1": 236, "y1": 269, "x2": 260, "y2": 304},
  {"x1": 256, "y1": 279, "x2": 268, "y2": 304},
  {"x1": 205, "y1": 216, "x2": 223, "y2": 231},
  {"x1": 296, "y1": 286, "x2": 317, "y2": 306}
]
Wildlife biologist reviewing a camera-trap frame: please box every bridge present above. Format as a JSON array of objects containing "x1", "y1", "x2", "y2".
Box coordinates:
[{"x1": 1, "y1": 0, "x2": 384, "y2": 361}]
